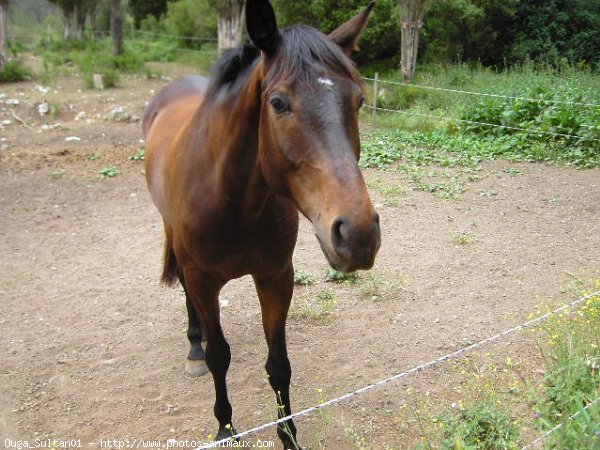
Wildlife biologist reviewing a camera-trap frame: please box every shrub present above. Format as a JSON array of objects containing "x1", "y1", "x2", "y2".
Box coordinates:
[{"x1": 0, "y1": 60, "x2": 31, "y2": 82}]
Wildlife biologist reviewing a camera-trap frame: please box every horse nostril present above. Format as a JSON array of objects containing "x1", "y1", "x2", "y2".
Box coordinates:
[{"x1": 331, "y1": 217, "x2": 351, "y2": 258}]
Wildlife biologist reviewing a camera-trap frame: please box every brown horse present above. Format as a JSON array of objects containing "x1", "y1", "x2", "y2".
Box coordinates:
[{"x1": 143, "y1": 0, "x2": 379, "y2": 447}]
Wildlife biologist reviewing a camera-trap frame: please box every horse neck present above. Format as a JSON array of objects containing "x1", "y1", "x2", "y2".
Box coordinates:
[{"x1": 203, "y1": 63, "x2": 268, "y2": 206}]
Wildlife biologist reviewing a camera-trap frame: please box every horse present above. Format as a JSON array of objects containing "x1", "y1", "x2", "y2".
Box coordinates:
[{"x1": 142, "y1": 0, "x2": 380, "y2": 447}]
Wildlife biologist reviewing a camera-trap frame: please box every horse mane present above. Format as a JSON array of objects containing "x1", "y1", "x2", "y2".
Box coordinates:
[{"x1": 204, "y1": 25, "x2": 363, "y2": 102}]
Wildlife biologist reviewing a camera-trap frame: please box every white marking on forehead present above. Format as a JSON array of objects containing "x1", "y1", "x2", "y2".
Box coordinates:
[{"x1": 317, "y1": 77, "x2": 334, "y2": 87}]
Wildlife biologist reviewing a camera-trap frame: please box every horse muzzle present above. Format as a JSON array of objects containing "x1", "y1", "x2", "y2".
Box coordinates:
[{"x1": 317, "y1": 212, "x2": 381, "y2": 273}]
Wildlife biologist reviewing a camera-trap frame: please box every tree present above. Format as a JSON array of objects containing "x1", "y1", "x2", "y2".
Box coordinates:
[
  {"x1": 275, "y1": 0, "x2": 401, "y2": 64},
  {"x1": 421, "y1": 0, "x2": 518, "y2": 67},
  {"x1": 111, "y1": 0, "x2": 123, "y2": 56},
  {"x1": 510, "y1": 0, "x2": 600, "y2": 67},
  {"x1": 209, "y1": 0, "x2": 245, "y2": 53},
  {"x1": 129, "y1": 0, "x2": 168, "y2": 29},
  {"x1": 397, "y1": 0, "x2": 429, "y2": 81},
  {"x1": 0, "y1": 0, "x2": 7, "y2": 71}
]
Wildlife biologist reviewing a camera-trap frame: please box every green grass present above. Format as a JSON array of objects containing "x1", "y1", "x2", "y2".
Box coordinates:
[{"x1": 362, "y1": 61, "x2": 600, "y2": 170}]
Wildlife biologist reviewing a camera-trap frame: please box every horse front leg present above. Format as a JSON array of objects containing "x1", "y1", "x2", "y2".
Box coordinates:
[
  {"x1": 253, "y1": 264, "x2": 301, "y2": 450},
  {"x1": 183, "y1": 269, "x2": 235, "y2": 441}
]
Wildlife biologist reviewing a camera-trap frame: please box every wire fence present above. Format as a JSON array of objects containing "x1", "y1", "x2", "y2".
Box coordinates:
[
  {"x1": 363, "y1": 76, "x2": 600, "y2": 109},
  {"x1": 363, "y1": 73, "x2": 600, "y2": 146},
  {"x1": 197, "y1": 289, "x2": 600, "y2": 449},
  {"x1": 364, "y1": 104, "x2": 600, "y2": 143}
]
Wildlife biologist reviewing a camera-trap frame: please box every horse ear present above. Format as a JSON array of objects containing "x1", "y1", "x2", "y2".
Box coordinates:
[
  {"x1": 246, "y1": 0, "x2": 280, "y2": 57},
  {"x1": 328, "y1": 1, "x2": 375, "y2": 55}
]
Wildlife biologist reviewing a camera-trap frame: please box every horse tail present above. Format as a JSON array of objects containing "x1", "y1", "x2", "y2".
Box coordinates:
[{"x1": 161, "y1": 240, "x2": 179, "y2": 286}]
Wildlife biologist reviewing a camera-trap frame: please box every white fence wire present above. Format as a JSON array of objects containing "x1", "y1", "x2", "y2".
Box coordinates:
[{"x1": 363, "y1": 76, "x2": 600, "y2": 109}]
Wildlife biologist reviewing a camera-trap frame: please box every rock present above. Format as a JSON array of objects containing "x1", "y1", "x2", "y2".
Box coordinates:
[
  {"x1": 93, "y1": 74, "x2": 104, "y2": 90},
  {"x1": 2, "y1": 120, "x2": 11, "y2": 126},
  {"x1": 107, "y1": 107, "x2": 132, "y2": 123},
  {"x1": 65, "y1": 136, "x2": 81, "y2": 142},
  {"x1": 6, "y1": 99, "x2": 20, "y2": 106},
  {"x1": 38, "y1": 101, "x2": 50, "y2": 116},
  {"x1": 34, "y1": 85, "x2": 50, "y2": 94}
]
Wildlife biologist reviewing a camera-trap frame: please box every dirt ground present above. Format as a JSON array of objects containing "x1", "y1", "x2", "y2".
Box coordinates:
[{"x1": 1, "y1": 60, "x2": 599, "y2": 449}]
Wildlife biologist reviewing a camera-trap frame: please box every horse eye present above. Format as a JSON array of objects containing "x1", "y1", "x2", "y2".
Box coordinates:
[{"x1": 270, "y1": 96, "x2": 290, "y2": 115}]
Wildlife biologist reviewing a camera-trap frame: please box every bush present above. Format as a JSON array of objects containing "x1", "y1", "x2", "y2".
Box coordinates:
[
  {"x1": 0, "y1": 60, "x2": 31, "y2": 82},
  {"x1": 163, "y1": 0, "x2": 217, "y2": 47}
]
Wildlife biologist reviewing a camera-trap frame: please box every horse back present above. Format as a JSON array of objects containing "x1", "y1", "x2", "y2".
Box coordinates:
[{"x1": 143, "y1": 75, "x2": 209, "y2": 138}]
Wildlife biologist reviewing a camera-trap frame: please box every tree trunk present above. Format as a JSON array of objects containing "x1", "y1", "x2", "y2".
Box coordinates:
[
  {"x1": 398, "y1": 0, "x2": 428, "y2": 81},
  {"x1": 111, "y1": 0, "x2": 123, "y2": 56},
  {"x1": 64, "y1": 5, "x2": 77, "y2": 40},
  {"x1": 0, "y1": 0, "x2": 8, "y2": 72},
  {"x1": 75, "y1": 3, "x2": 86, "y2": 40},
  {"x1": 216, "y1": 0, "x2": 245, "y2": 55}
]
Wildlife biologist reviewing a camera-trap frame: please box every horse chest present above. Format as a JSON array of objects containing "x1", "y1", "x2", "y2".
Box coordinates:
[{"x1": 179, "y1": 203, "x2": 299, "y2": 279}]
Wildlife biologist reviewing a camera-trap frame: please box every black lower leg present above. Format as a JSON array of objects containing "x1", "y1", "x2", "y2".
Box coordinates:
[
  {"x1": 266, "y1": 354, "x2": 298, "y2": 449},
  {"x1": 180, "y1": 273, "x2": 206, "y2": 361}
]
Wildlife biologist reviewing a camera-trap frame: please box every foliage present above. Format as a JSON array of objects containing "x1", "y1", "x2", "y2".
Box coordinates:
[
  {"x1": 510, "y1": 0, "x2": 600, "y2": 68},
  {"x1": 129, "y1": 0, "x2": 168, "y2": 28},
  {"x1": 163, "y1": 0, "x2": 217, "y2": 46},
  {"x1": 439, "y1": 402, "x2": 520, "y2": 449},
  {"x1": 325, "y1": 269, "x2": 360, "y2": 284},
  {"x1": 421, "y1": 0, "x2": 519, "y2": 67},
  {"x1": 275, "y1": 0, "x2": 401, "y2": 64},
  {"x1": 0, "y1": 60, "x2": 31, "y2": 82},
  {"x1": 294, "y1": 270, "x2": 316, "y2": 286}
]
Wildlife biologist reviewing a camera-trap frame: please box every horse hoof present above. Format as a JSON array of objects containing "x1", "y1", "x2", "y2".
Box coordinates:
[{"x1": 185, "y1": 359, "x2": 209, "y2": 377}]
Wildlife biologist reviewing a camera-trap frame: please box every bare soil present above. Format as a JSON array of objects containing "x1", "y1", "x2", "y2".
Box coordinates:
[{"x1": 1, "y1": 62, "x2": 599, "y2": 449}]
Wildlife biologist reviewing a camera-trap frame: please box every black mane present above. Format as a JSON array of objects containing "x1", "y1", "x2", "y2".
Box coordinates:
[{"x1": 204, "y1": 25, "x2": 362, "y2": 102}]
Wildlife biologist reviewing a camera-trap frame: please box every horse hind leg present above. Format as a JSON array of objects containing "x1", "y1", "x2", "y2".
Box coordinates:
[
  {"x1": 161, "y1": 230, "x2": 208, "y2": 377},
  {"x1": 182, "y1": 269, "x2": 235, "y2": 441},
  {"x1": 181, "y1": 274, "x2": 209, "y2": 378}
]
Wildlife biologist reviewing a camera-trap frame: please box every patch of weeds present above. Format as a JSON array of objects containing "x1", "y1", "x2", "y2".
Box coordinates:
[
  {"x1": 0, "y1": 60, "x2": 31, "y2": 82},
  {"x1": 533, "y1": 289, "x2": 600, "y2": 431},
  {"x1": 288, "y1": 290, "x2": 337, "y2": 321},
  {"x1": 325, "y1": 269, "x2": 360, "y2": 284},
  {"x1": 504, "y1": 167, "x2": 522, "y2": 176},
  {"x1": 455, "y1": 232, "x2": 473, "y2": 246},
  {"x1": 100, "y1": 166, "x2": 120, "y2": 178},
  {"x1": 415, "y1": 179, "x2": 466, "y2": 200},
  {"x1": 87, "y1": 153, "x2": 101, "y2": 161},
  {"x1": 294, "y1": 270, "x2": 315, "y2": 286},
  {"x1": 360, "y1": 272, "x2": 405, "y2": 301},
  {"x1": 438, "y1": 402, "x2": 520, "y2": 449},
  {"x1": 368, "y1": 178, "x2": 404, "y2": 206},
  {"x1": 130, "y1": 147, "x2": 145, "y2": 161}
]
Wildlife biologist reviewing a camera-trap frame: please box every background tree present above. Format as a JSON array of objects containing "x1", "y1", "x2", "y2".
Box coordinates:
[
  {"x1": 164, "y1": 0, "x2": 217, "y2": 45},
  {"x1": 510, "y1": 0, "x2": 600, "y2": 67},
  {"x1": 397, "y1": 0, "x2": 428, "y2": 81},
  {"x1": 0, "y1": 0, "x2": 8, "y2": 71},
  {"x1": 129, "y1": 0, "x2": 168, "y2": 29},
  {"x1": 111, "y1": 0, "x2": 123, "y2": 55},
  {"x1": 275, "y1": 0, "x2": 401, "y2": 64},
  {"x1": 209, "y1": 0, "x2": 245, "y2": 53},
  {"x1": 421, "y1": 0, "x2": 518, "y2": 68}
]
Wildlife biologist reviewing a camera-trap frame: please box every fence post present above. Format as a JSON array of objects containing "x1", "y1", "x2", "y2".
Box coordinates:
[{"x1": 371, "y1": 72, "x2": 379, "y2": 126}]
